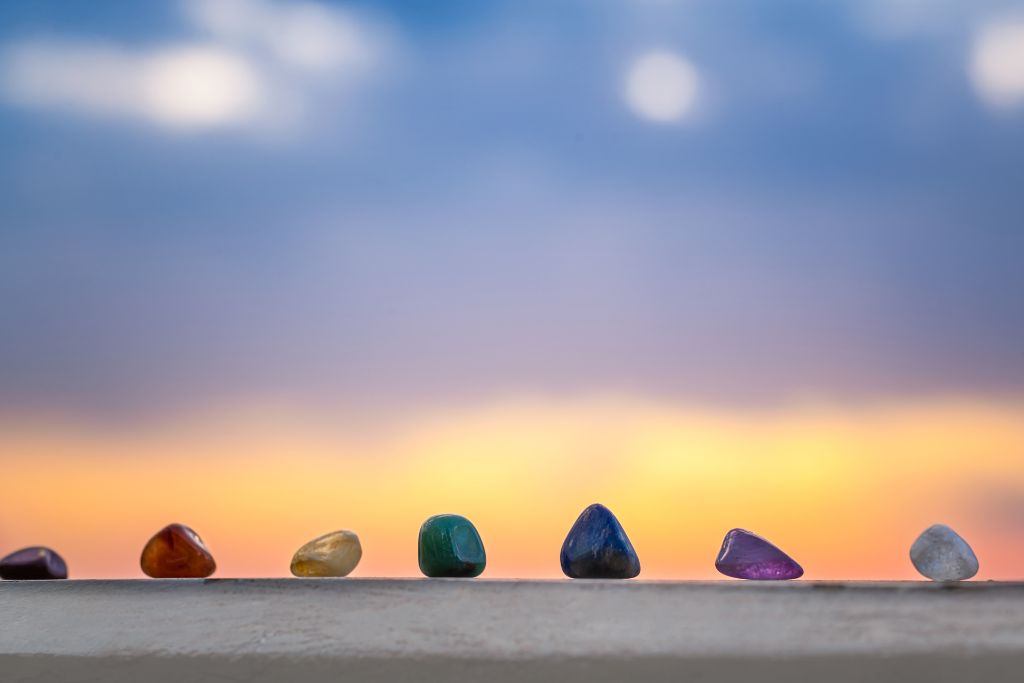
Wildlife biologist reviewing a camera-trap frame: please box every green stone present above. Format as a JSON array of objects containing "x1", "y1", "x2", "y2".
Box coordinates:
[{"x1": 418, "y1": 514, "x2": 486, "y2": 578}]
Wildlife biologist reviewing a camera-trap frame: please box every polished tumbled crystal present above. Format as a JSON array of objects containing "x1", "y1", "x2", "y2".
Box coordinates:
[
  {"x1": 715, "y1": 528, "x2": 803, "y2": 580},
  {"x1": 560, "y1": 503, "x2": 640, "y2": 579},
  {"x1": 0, "y1": 547, "x2": 68, "y2": 580},
  {"x1": 291, "y1": 530, "x2": 362, "y2": 577},
  {"x1": 910, "y1": 523, "x2": 979, "y2": 581},
  {"x1": 418, "y1": 514, "x2": 486, "y2": 577},
  {"x1": 140, "y1": 523, "x2": 217, "y2": 578}
]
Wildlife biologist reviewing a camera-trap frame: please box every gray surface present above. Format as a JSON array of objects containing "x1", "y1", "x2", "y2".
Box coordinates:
[{"x1": 2, "y1": 579, "x2": 1024, "y2": 681}]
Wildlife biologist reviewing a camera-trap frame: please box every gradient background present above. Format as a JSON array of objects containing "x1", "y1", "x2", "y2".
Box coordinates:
[{"x1": 1, "y1": 0, "x2": 1024, "y2": 580}]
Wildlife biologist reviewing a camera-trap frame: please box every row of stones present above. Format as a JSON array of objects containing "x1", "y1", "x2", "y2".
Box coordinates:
[{"x1": 0, "y1": 505, "x2": 978, "y2": 582}]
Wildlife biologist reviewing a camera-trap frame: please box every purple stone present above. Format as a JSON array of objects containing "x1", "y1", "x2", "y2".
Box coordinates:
[{"x1": 715, "y1": 528, "x2": 803, "y2": 580}]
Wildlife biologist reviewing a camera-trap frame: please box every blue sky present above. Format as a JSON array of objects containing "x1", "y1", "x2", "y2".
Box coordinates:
[{"x1": 1, "y1": 0, "x2": 1023, "y2": 417}]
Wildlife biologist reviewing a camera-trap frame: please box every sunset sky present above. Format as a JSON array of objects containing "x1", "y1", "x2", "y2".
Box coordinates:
[{"x1": 1, "y1": 0, "x2": 1023, "y2": 579}]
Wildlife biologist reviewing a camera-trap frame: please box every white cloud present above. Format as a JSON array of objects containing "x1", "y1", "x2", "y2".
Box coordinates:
[
  {"x1": 1, "y1": 42, "x2": 140, "y2": 118},
  {"x1": 183, "y1": 0, "x2": 375, "y2": 71},
  {"x1": 0, "y1": 0, "x2": 386, "y2": 133},
  {"x1": 0, "y1": 41, "x2": 267, "y2": 130},
  {"x1": 971, "y1": 20, "x2": 1024, "y2": 110},
  {"x1": 624, "y1": 51, "x2": 700, "y2": 124}
]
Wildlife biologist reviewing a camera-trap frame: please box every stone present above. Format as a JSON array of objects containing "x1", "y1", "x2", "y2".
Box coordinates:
[
  {"x1": 140, "y1": 523, "x2": 217, "y2": 578},
  {"x1": 0, "y1": 546, "x2": 68, "y2": 580},
  {"x1": 715, "y1": 528, "x2": 803, "y2": 580},
  {"x1": 291, "y1": 530, "x2": 362, "y2": 577},
  {"x1": 418, "y1": 514, "x2": 486, "y2": 577},
  {"x1": 560, "y1": 503, "x2": 640, "y2": 579},
  {"x1": 910, "y1": 523, "x2": 979, "y2": 581}
]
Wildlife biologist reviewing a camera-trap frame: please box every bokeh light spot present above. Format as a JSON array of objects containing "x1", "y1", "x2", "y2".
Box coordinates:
[
  {"x1": 624, "y1": 50, "x2": 699, "y2": 123},
  {"x1": 141, "y1": 46, "x2": 264, "y2": 129},
  {"x1": 971, "y1": 21, "x2": 1024, "y2": 110}
]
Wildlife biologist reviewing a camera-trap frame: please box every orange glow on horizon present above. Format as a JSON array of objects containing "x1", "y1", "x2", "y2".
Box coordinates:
[{"x1": 1, "y1": 395, "x2": 1023, "y2": 580}]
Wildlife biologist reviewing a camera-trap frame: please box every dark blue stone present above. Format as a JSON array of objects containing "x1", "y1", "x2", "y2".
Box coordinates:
[{"x1": 560, "y1": 503, "x2": 640, "y2": 579}]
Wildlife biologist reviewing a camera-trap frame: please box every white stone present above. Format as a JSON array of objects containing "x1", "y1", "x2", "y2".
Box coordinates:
[
  {"x1": 290, "y1": 530, "x2": 362, "y2": 577},
  {"x1": 909, "y1": 524, "x2": 979, "y2": 581}
]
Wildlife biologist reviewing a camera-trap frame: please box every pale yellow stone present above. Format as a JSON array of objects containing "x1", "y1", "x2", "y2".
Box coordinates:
[{"x1": 290, "y1": 530, "x2": 362, "y2": 577}]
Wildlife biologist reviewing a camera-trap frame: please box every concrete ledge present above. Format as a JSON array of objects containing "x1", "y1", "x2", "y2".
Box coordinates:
[{"x1": 2, "y1": 579, "x2": 1024, "y2": 681}]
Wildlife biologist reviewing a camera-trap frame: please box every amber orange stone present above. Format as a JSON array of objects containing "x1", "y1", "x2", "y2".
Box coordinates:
[{"x1": 140, "y1": 523, "x2": 217, "y2": 578}]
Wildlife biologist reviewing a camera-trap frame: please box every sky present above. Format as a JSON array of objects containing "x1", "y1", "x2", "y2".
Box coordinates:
[{"x1": 1, "y1": 0, "x2": 1023, "y2": 580}]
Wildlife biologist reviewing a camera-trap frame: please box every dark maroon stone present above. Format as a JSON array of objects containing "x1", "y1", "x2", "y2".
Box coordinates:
[
  {"x1": 0, "y1": 546, "x2": 68, "y2": 580},
  {"x1": 715, "y1": 528, "x2": 803, "y2": 580}
]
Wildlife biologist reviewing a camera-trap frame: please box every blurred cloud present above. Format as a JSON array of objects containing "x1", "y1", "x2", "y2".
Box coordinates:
[
  {"x1": 971, "y1": 19, "x2": 1024, "y2": 110},
  {"x1": 0, "y1": 41, "x2": 267, "y2": 130},
  {"x1": 2, "y1": 0, "x2": 1024, "y2": 417},
  {"x1": 0, "y1": 0, "x2": 387, "y2": 132},
  {"x1": 624, "y1": 50, "x2": 700, "y2": 123},
  {"x1": 183, "y1": 0, "x2": 376, "y2": 71}
]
